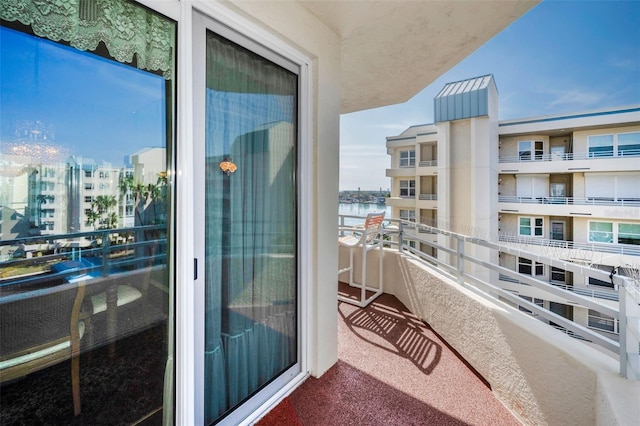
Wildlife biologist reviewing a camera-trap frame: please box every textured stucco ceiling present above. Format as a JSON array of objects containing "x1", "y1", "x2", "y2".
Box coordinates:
[{"x1": 300, "y1": 1, "x2": 539, "y2": 114}]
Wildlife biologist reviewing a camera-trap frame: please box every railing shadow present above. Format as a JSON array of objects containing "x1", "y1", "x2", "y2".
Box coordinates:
[{"x1": 338, "y1": 286, "x2": 441, "y2": 375}]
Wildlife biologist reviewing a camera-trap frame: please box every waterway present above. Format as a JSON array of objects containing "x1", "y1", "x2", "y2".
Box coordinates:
[{"x1": 338, "y1": 203, "x2": 392, "y2": 226}]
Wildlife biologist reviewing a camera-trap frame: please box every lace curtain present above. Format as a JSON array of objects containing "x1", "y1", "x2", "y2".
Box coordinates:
[{"x1": 0, "y1": 0, "x2": 175, "y2": 79}]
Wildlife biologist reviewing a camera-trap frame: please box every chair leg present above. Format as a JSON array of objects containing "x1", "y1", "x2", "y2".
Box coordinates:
[
  {"x1": 348, "y1": 248, "x2": 354, "y2": 286},
  {"x1": 71, "y1": 352, "x2": 81, "y2": 415},
  {"x1": 361, "y1": 246, "x2": 367, "y2": 305}
]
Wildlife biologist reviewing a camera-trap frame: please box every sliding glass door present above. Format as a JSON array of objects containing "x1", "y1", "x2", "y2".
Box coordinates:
[{"x1": 192, "y1": 12, "x2": 300, "y2": 425}]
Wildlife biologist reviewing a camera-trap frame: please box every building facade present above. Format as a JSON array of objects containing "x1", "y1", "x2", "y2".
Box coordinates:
[{"x1": 386, "y1": 75, "x2": 640, "y2": 340}]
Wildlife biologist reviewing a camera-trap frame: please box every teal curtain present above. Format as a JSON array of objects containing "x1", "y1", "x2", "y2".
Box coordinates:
[{"x1": 204, "y1": 33, "x2": 297, "y2": 424}]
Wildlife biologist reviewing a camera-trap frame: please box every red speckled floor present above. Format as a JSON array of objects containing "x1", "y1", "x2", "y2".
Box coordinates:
[{"x1": 286, "y1": 282, "x2": 521, "y2": 425}]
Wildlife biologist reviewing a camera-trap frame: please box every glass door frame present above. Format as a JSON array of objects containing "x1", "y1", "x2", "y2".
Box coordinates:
[{"x1": 189, "y1": 3, "x2": 312, "y2": 425}]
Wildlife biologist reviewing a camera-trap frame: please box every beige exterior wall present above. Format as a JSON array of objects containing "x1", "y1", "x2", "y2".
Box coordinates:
[{"x1": 572, "y1": 124, "x2": 640, "y2": 155}]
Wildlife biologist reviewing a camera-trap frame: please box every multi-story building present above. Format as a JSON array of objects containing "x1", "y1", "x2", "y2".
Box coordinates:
[{"x1": 386, "y1": 74, "x2": 640, "y2": 340}]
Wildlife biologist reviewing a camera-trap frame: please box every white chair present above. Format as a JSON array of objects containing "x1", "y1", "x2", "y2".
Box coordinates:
[{"x1": 338, "y1": 212, "x2": 385, "y2": 307}]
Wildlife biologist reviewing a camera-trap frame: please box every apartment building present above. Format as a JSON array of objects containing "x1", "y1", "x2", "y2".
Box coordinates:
[{"x1": 386, "y1": 74, "x2": 640, "y2": 339}]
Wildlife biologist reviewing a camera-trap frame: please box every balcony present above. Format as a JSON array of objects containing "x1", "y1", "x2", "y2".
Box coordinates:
[
  {"x1": 498, "y1": 195, "x2": 640, "y2": 218},
  {"x1": 326, "y1": 215, "x2": 640, "y2": 425},
  {"x1": 498, "y1": 233, "x2": 640, "y2": 257},
  {"x1": 261, "y1": 283, "x2": 521, "y2": 425},
  {"x1": 498, "y1": 150, "x2": 640, "y2": 174}
]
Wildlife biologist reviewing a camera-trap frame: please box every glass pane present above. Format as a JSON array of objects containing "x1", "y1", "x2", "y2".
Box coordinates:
[
  {"x1": 618, "y1": 132, "x2": 640, "y2": 156},
  {"x1": 589, "y1": 222, "x2": 613, "y2": 243},
  {"x1": 203, "y1": 31, "x2": 297, "y2": 424},
  {"x1": 588, "y1": 135, "x2": 614, "y2": 157},
  {"x1": 618, "y1": 223, "x2": 640, "y2": 245},
  {"x1": 0, "y1": 3, "x2": 174, "y2": 424},
  {"x1": 518, "y1": 141, "x2": 531, "y2": 161}
]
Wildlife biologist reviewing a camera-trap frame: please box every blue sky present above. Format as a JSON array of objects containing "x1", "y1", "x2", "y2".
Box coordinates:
[
  {"x1": 0, "y1": 26, "x2": 166, "y2": 166},
  {"x1": 339, "y1": 0, "x2": 640, "y2": 191}
]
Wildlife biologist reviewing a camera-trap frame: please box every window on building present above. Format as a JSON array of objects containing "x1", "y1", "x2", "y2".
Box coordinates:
[
  {"x1": 399, "y1": 180, "x2": 415, "y2": 197},
  {"x1": 399, "y1": 209, "x2": 416, "y2": 222},
  {"x1": 618, "y1": 223, "x2": 640, "y2": 245},
  {"x1": 85, "y1": 196, "x2": 93, "y2": 203},
  {"x1": 588, "y1": 276, "x2": 614, "y2": 289},
  {"x1": 588, "y1": 310, "x2": 617, "y2": 333},
  {"x1": 588, "y1": 134, "x2": 614, "y2": 158},
  {"x1": 99, "y1": 171, "x2": 109, "y2": 178},
  {"x1": 518, "y1": 296, "x2": 544, "y2": 315},
  {"x1": 618, "y1": 132, "x2": 640, "y2": 156},
  {"x1": 84, "y1": 170, "x2": 94, "y2": 178},
  {"x1": 519, "y1": 217, "x2": 543, "y2": 237},
  {"x1": 589, "y1": 222, "x2": 613, "y2": 243},
  {"x1": 550, "y1": 267, "x2": 566, "y2": 283},
  {"x1": 518, "y1": 140, "x2": 543, "y2": 161},
  {"x1": 84, "y1": 183, "x2": 94, "y2": 190},
  {"x1": 518, "y1": 257, "x2": 544, "y2": 276},
  {"x1": 399, "y1": 150, "x2": 416, "y2": 167}
]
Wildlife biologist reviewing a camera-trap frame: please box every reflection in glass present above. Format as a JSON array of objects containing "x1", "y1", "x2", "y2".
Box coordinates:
[
  {"x1": 203, "y1": 32, "x2": 297, "y2": 424},
  {"x1": 0, "y1": 1, "x2": 175, "y2": 423}
]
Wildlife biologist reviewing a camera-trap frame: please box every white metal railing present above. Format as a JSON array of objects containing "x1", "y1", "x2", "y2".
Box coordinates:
[
  {"x1": 498, "y1": 195, "x2": 640, "y2": 207},
  {"x1": 498, "y1": 234, "x2": 640, "y2": 257},
  {"x1": 499, "y1": 149, "x2": 640, "y2": 163},
  {"x1": 418, "y1": 193, "x2": 438, "y2": 201},
  {"x1": 338, "y1": 214, "x2": 640, "y2": 380},
  {"x1": 498, "y1": 273, "x2": 619, "y2": 302},
  {"x1": 419, "y1": 160, "x2": 438, "y2": 167}
]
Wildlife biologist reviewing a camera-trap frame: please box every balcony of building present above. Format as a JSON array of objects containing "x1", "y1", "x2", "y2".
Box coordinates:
[
  {"x1": 417, "y1": 142, "x2": 438, "y2": 175},
  {"x1": 498, "y1": 138, "x2": 640, "y2": 174},
  {"x1": 288, "y1": 214, "x2": 640, "y2": 426},
  {"x1": 259, "y1": 283, "x2": 521, "y2": 425}
]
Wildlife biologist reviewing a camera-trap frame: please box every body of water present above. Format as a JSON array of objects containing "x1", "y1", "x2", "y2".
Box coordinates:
[{"x1": 338, "y1": 203, "x2": 392, "y2": 226}]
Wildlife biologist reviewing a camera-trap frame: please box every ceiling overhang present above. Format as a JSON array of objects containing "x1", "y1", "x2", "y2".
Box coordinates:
[{"x1": 300, "y1": 1, "x2": 539, "y2": 114}]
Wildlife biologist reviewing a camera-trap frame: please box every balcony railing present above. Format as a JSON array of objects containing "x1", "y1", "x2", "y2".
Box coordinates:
[
  {"x1": 0, "y1": 225, "x2": 167, "y2": 288},
  {"x1": 499, "y1": 148, "x2": 640, "y2": 163},
  {"x1": 418, "y1": 160, "x2": 438, "y2": 167},
  {"x1": 418, "y1": 193, "x2": 438, "y2": 201},
  {"x1": 498, "y1": 273, "x2": 619, "y2": 302},
  {"x1": 340, "y1": 214, "x2": 640, "y2": 380},
  {"x1": 498, "y1": 195, "x2": 640, "y2": 207},
  {"x1": 498, "y1": 234, "x2": 640, "y2": 257}
]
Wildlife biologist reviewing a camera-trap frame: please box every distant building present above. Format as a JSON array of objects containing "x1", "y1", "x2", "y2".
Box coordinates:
[{"x1": 386, "y1": 74, "x2": 640, "y2": 339}]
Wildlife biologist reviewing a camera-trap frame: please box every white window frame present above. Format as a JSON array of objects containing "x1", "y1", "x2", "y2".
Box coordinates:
[
  {"x1": 399, "y1": 179, "x2": 415, "y2": 197},
  {"x1": 588, "y1": 132, "x2": 640, "y2": 158},
  {"x1": 399, "y1": 209, "x2": 416, "y2": 222},
  {"x1": 399, "y1": 149, "x2": 415, "y2": 167},
  {"x1": 189, "y1": 4, "x2": 312, "y2": 425},
  {"x1": 588, "y1": 309, "x2": 618, "y2": 334},
  {"x1": 518, "y1": 140, "x2": 543, "y2": 161},
  {"x1": 518, "y1": 257, "x2": 544, "y2": 277},
  {"x1": 518, "y1": 216, "x2": 543, "y2": 237},
  {"x1": 588, "y1": 221, "x2": 640, "y2": 245},
  {"x1": 617, "y1": 131, "x2": 640, "y2": 156}
]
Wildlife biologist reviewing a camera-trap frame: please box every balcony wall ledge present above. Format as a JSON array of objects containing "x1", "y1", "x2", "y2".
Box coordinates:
[{"x1": 337, "y1": 246, "x2": 640, "y2": 425}]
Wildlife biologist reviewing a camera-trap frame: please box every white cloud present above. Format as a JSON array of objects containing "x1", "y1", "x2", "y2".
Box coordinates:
[{"x1": 546, "y1": 88, "x2": 605, "y2": 109}]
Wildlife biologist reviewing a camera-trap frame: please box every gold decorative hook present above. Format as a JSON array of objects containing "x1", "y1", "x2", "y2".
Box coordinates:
[{"x1": 219, "y1": 158, "x2": 237, "y2": 176}]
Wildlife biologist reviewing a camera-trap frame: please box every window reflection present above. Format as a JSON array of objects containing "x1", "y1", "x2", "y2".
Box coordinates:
[{"x1": 0, "y1": 1, "x2": 175, "y2": 423}]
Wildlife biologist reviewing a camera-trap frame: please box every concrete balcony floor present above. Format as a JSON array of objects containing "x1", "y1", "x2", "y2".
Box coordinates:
[{"x1": 274, "y1": 282, "x2": 521, "y2": 425}]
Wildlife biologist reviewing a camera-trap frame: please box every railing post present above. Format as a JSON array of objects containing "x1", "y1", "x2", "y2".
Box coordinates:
[
  {"x1": 619, "y1": 280, "x2": 628, "y2": 378},
  {"x1": 398, "y1": 221, "x2": 404, "y2": 252},
  {"x1": 102, "y1": 229, "x2": 110, "y2": 277},
  {"x1": 456, "y1": 235, "x2": 464, "y2": 285}
]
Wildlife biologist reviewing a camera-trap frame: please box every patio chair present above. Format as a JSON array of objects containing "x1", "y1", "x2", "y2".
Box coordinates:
[
  {"x1": 0, "y1": 281, "x2": 87, "y2": 416},
  {"x1": 338, "y1": 212, "x2": 385, "y2": 307}
]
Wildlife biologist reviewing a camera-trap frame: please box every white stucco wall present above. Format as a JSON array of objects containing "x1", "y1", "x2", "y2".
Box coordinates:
[{"x1": 376, "y1": 250, "x2": 640, "y2": 426}]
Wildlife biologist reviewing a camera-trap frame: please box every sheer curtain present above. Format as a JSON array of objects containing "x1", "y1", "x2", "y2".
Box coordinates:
[{"x1": 204, "y1": 32, "x2": 297, "y2": 423}]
